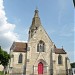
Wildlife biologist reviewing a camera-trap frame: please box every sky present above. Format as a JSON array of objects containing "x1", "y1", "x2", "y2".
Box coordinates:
[{"x1": 0, "y1": 0, "x2": 74, "y2": 62}]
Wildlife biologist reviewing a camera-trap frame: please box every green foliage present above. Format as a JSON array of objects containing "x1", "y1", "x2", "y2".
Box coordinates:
[
  {"x1": 73, "y1": 0, "x2": 75, "y2": 7},
  {"x1": 71, "y1": 62, "x2": 75, "y2": 68},
  {"x1": 0, "y1": 46, "x2": 10, "y2": 68}
]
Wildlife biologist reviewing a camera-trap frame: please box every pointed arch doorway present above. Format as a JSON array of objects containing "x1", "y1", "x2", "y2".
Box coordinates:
[{"x1": 38, "y1": 62, "x2": 43, "y2": 74}]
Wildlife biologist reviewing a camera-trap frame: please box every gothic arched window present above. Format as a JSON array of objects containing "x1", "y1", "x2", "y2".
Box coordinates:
[
  {"x1": 58, "y1": 55, "x2": 62, "y2": 64},
  {"x1": 18, "y1": 53, "x2": 23, "y2": 63},
  {"x1": 37, "y1": 40, "x2": 45, "y2": 52}
]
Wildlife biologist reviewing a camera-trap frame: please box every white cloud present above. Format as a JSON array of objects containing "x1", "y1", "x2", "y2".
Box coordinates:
[{"x1": 0, "y1": 0, "x2": 19, "y2": 52}]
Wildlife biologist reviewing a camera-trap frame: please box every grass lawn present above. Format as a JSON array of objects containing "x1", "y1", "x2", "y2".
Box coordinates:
[
  {"x1": 0, "y1": 71, "x2": 3, "y2": 75},
  {"x1": 0, "y1": 71, "x2": 9, "y2": 75}
]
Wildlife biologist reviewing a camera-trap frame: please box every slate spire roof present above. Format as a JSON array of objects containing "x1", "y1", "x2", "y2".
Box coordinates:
[{"x1": 30, "y1": 8, "x2": 41, "y2": 30}]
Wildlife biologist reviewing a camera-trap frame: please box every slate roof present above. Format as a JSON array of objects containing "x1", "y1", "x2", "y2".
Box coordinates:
[
  {"x1": 54, "y1": 45, "x2": 66, "y2": 54},
  {"x1": 10, "y1": 42, "x2": 27, "y2": 52},
  {"x1": 10, "y1": 42, "x2": 66, "y2": 54}
]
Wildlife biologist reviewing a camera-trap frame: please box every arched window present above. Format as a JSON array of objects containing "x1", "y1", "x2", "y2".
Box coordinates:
[
  {"x1": 37, "y1": 40, "x2": 45, "y2": 52},
  {"x1": 58, "y1": 55, "x2": 62, "y2": 64},
  {"x1": 18, "y1": 53, "x2": 23, "y2": 63}
]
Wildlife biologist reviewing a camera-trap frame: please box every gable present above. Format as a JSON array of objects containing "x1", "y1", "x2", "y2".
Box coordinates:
[{"x1": 29, "y1": 25, "x2": 53, "y2": 46}]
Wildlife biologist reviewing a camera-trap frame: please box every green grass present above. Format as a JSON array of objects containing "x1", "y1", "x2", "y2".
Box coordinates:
[{"x1": 0, "y1": 71, "x2": 3, "y2": 75}]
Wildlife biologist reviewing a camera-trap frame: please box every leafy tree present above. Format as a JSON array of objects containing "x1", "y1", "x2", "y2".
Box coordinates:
[
  {"x1": 0, "y1": 46, "x2": 3, "y2": 64},
  {"x1": 0, "y1": 46, "x2": 10, "y2": 68},
  {"x1": 73, "y1": 0, "x2": 75, "y2": 7},
  {"x1": 71, "y1": 62, "x2": 75, "y2": 68}
]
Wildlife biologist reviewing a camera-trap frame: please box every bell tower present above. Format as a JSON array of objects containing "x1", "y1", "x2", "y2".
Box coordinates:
[
  {"x1": 28, "y1": 9, "x2": 41, "y2": 40},
  {"x1": 26, "y1": 9, "x2": 54, "y2": 75}
]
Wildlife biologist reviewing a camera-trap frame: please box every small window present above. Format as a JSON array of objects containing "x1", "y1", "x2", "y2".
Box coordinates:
[
  {"x1": 37, "y1": 40, "x2": 45, "y2": 52},
  {"x1": 36, "y1": 27, "x2": 38, "y2": 29},
  {"x1": 58, "y1": 55, "x2": 62, "y2": 64},
  {"x1": 18, "y1": 53, "x2": 23, "y2": 63}
]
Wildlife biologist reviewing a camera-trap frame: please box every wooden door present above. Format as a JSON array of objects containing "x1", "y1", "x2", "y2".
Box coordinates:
[{"x1": 38, "y1": 62, "x2": 43, "y2": 74}]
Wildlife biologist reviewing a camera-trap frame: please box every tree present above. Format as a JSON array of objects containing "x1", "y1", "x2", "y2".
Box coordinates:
[
  {"x1": 71, "y1": 62, "x2": 75, "y2": 68},
  {"x1": 0, "y1": 46, "x2": 3, "y2": 64},
  {"x1": 0, "y1": 46, "x2": 10, "y2": 69},
  {"x1": 73, "y1": 0, "x2": 75, "y2": 7}
]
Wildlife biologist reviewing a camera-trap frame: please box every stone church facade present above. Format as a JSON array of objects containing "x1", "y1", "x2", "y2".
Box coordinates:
[{"x1": 9, "y1": 9, "x2": 72, "y2": 75}]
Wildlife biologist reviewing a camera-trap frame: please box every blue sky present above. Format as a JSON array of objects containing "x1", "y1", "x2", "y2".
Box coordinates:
[{"x1": 0, "y1": 0, "x2": 74, "y2": 62}]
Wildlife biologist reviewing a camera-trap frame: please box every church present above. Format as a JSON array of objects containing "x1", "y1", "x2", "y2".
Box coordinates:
[{"x1": 9, "y1": 9, "x2": 72, "y2": 75}]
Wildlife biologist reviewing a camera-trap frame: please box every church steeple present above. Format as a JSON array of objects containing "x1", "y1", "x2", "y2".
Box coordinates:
[
  {"x1": 29, "y1": 9, "x2": 41, "y2": 40},
  {"x1": 31, "y1": 9, "x2": 41, "y2": 28},
  {"x1": 34, "y1": 8, "x2": 39, "y2": 17}
]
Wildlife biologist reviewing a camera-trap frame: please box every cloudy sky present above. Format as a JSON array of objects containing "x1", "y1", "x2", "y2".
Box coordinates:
[{"x1": 0, "y1": 0, "x2": 74, "y2": 62}]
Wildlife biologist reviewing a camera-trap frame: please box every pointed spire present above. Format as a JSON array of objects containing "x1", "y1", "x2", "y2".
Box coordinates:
[
  {"x1": 34, "y1": 7, "x2": 39, "y2": 17},
  {"x1": 31, "y1": 8, "x2": 41, "y2": 28},
  {"x1": 29, "y1": 9, "x2": 41, "y2": 39}
]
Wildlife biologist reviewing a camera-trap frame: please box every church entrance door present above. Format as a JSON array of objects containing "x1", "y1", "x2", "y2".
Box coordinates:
[{"x1": 38, "y1": 62, "x2": 43, "y2": 74}]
